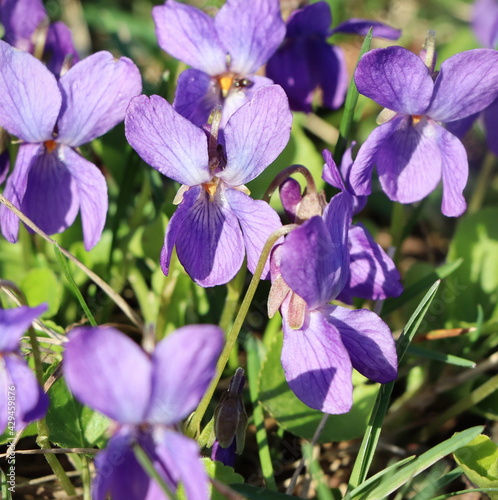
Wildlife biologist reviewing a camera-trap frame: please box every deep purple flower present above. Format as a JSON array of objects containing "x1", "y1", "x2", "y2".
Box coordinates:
[
  {"x1": 152, "y1": 0, "x2": 285, "y2": 126},
  {"x1": 64, "y1": 325, "x2": 224, "y2": 500},
  {"x1": 0, "y1": 41, "x2": 142, "y2": 249},
  {"x1": 0, "y1": 304, "x2": 49, "y2": 434},
  {"x1": 0, "y1": 0, "x2": 79, "y2": 76},
  {"x1": 350, "y1": 46, "x2": 498, "y2": 216},
  {"x1": 269, "y1": 188, "x2": 397, "y2": 413},
  {"x1": 125, "y1": 85, "x2": 291, "y2": 287},
  {"x1": 266, "y1": 1, "x2": 401, "y2": 112}
]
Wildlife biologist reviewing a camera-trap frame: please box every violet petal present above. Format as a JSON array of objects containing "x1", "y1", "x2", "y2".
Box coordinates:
[
  {"x1": 0, "y1": 304, "x2": 47, "y2": 352},
  {"x1": 331, "y1": 19, "x2": 401, "y2": 40},
  {"x1": 45, "y1": 21, "x2": 79, "y2": 77}
]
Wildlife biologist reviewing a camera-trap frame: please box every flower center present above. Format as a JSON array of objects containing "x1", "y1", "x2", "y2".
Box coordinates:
[
  {"x1": 217, "y1": 73, "x2": 253, "y2": 98},
  {"x1": 203, "y1": 177, "x2": 221, "y2": 200},
  {"x1": 411, "y1": 115, "x2": 423, "y2": 125},
  {"x1": 44, "y1": 140, "x2": 57, "y2": 153}
]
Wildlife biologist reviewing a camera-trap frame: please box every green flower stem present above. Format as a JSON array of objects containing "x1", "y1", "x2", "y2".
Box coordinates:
[
  {"x1": 468, "y1": 152, "x2": 496, "y2": 214},
  {"x1": 133, "y1": 443, "x2": 176, "y2": 499},
  {"x1": 390, "y1": 202, "x2": 406, "y2": 264},
  {"x1": 27, "y1": 327, "x2": 77, "y2": 497},
  {"x1": 186, "y1": 224, "x2": 297, "y2": 438}
]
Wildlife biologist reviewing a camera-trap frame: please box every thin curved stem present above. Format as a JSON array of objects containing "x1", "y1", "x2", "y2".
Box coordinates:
[{"x1": 262, "y1": 164, "x2": 317, "y2": 203}]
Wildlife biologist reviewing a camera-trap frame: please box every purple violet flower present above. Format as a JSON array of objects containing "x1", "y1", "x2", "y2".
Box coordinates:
[
  {"x1": 266, "y1": 1, "x2": 401, "y2": 112},
  {"x1": 152, "y1": 0, "x2": 285, "y2": 126},
  {"x1": 349, "y1": 46, "x2": 498, "y2": 216},
  {"x1": 125, "y1": 85, "x2": 292, "y2": 287},
  {"x1": 0, "y1": 304, "x2": 49, "y2": 434},
  {"x1": 64, "y1": 325, "x2": 224, "y2": 500},
  {"x1": 269, "y1": 185, "x2": 397, "y2": 413},
  {"x1": 0, "y1": 41, "x2": 142, "y2": 249},
  {"x1": 0, "y1": 0, "x2": 79, "y2": 77}
]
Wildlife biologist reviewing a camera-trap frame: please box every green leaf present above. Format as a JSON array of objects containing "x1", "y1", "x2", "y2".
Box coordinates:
[
  {"x1": 349, "y1": 426, "x2": 484, "y2": 500},
  {"x1": 446, "y1": 208, "x2": 498, "y2": 323},
  {"x1": 1, "y1": 468, "x2": 13, "y2": 500},
  {"x1": 454, "y1": 435, "x2": 498, "y2": 500},
  {"x1": 20, "y1": 267, "x2": 62, "y2": 317},
  {"x1": 177, "y1": 458, "x2": 243, "y2": 500},
  {"x1": 46, "y1": 377, "x2": 110, "y2": 449},
  {"x1": 406, "y1": 345, "x2": 476, "y2": 368},
  {"x1": 258, "y1": 334, "x2": 378, "y2": 443}
]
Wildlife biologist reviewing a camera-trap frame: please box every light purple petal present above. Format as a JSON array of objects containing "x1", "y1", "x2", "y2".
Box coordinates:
[
  {"x1": 154, "y1": 429, "x2": 209, "y2": 500},
  {"x1": 355, "y1": 46, "x2": 433, "y2": 115},
  {"x1": 220, "y1": 75, "x2": 274, "y2": 128},
  {"x1": 322, "y1": 148, "x2": 346, "y2": 191},
  {"x1": 280, "y1": 215, "x2": 340, "y2": 309},
  {"x1": 286, "y1": 2, "x2": 331, "y2": 38},
  {"x1": 331, "y1": 19, "x2": 401, "y2": 40},
  {"x1": 281, "y1": 310, "x2": 353, "y2": 413},
  {"x1": 429, "y1": 49, "x2": 498, "y2": 123},
  {"x1": 484, "y1": 98, "x2": 498, "y2": 156},
  {"x1": 265, "y1": 40, "x2": 315, "y2": 113},
  {"x1": 170, "y1": 189, "x2": 245, "y2": 287},
  {"x1": 147, "y1": 325, "x2": 223, "y2": 425},
  {"x1": 4, "y1": 354, "x2": 48, "y2": 429},
  {"x1": 125, "y1": 94, "x2": 211, "y2": 186},
  {"x1": 0, "y1": 304, "x2": 47, "y2": 352},
  {"x1": 21, "y1": 146, "x2": 80, "y2": 236},
  {"x1": 62, "y1": 147, "x2": 107, "y2": 250},
  {"x1": 219, "y1": 85, "x2": 292, "y2": 186},
  {"x1": 0, "y1": 143, "x2": 39, "y2": 243},
  {"x1": 152, "y1": 1, "x2": 226, "y2": 75},
  {"x1": 324, "y1": 305, "x2": 397, "y2": 383},
  {"x1": 45, "y1": 21, "x2": 80, "y2": 77},
  {"x1": 472, "y1": 0, "x2": 498, "y2": 48},
  {"x1": 349, "y1": 118, "x2": 403, "y2": 197},
  {"x1": 435, "y1": 125, "x2": 468, "y2": 217},
  {"x1": 0, "y1": 40, "x2": 60, "y2": 142},
  {"x1": 57, "y1": 52, "x2": 142, "y2": 146},
  {"x1": 215, "y1": 0, "x2": 285, "y2": 75},
  {"x1": 173, "y1": 69, "x2": 219, "y2": 127},
  {"x1": 0, "y1": 0, "x2": 47, "y2": 51},
  {"x1": 340, "y1": 224, "x2": 402, "y2": 302},
  {"x1": 376, "y1": 118, "x2": 443, "y2": 204},
  {"x1": 225, "y1": 188, "x2": 282, "y2": 279},
  {"x1": 315, "y1": 42, "x2": 348, "y2": 110},
  {"x1": 64, "y1": 327, "x2": 152, "y2": 424}
]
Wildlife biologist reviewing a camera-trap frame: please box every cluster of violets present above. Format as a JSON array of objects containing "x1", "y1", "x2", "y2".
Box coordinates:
[{"x1": 1, "y1": 0, "x2": 498, "y2": 498}]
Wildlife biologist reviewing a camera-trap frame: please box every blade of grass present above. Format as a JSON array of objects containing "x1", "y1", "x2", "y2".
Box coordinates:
[
  {"x1": 347, "y1": 281, "x2": 441, "y2": 492},
  {"x1": 302, "y1": 443, "x2": 334, "y2": 500},
  {"x1": 411, "y1": 467, "x2": 463, "y2": 500},
  {"x1": 406, "y1": 345, "x2": 476, "y2": 368}
]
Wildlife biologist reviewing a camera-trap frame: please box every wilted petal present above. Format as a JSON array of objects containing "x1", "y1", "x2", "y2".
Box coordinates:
[
  {"x1": 0, "y1": 0, "x2": 46, "y2": 51},
  {"x1": 21, "y1": 146, "x2": 79, "y2": 236},
  {"x1": 126, "y1": 94, "x2": 211, "y2": 186},
  {"x1": 45, "y1": 21, "x2": 79, "y2": 77},
  {"x1": 4, "y1": 354, "x2": 49, "y2": 429},
  {"x1": 225, "y1": 188, "x2": 282, "y2": 279},
  {"x1": 62, "y1": 147, "x2": 107, "y2": 250},
  {"x1": 173, "y1": 69, "x2": 219, "y2": 127},
  {"x1": 280, "y1": 216, "x2": 340, "y2": 309},
  {"x1": 355, "y1": 46, "x2": 433, "y2": 115},
  {"x1": 220, "y1": 85, "x2": 292, "y2": 186},
  {"x1": 153, "y1": 1, "x2": 226, "y2": 75},
  {"x1": 331, "y1": 19, "x2": 401, "y2": 39},
  {"x1": 0, "y1": 40, "x2": 60, "y2": 142},
  {"x1": 64, "y1": 327, "x2": 152, "y2": 424},
  {"x1": 429, "y1": 49, "x2": 498, "y2": 123},
  {"x1": 154, "y1": 429, "x2": 209, "y2": 500},
  {"x1": 0, "y1": 143, "x2": 39, "y2": 243},
  {"x1": 0, "y1": 304, "x2": 47, "y2": 352},
  {"x1": 472, "y1": 0, "x2": 498, "y2": 48},
  {"x1": 215, "y1": 0, "x2": 285, "y2": 75},
  {"x1": 57, "y1": 52, "x2": 142, "y2": 146},
  {"x1": 265, "y1": 40, "x2": 315, "y2": 113},
  {"x1": 484, "y1": 98, "x2": 498, "y2": 156},
  {"x1": 324, "y1": 305, "x2": 397, "y2": 383},
  {"x1": 147, "y1": 325, "x2": 223, "y2": 425},
  {"x1": 340, "y1": 224, "x2": 402, "y2": 302},
  {"x1": 281, "y1": 310, "x2": 353, "y2": 413},
  {"x1": 171, "y1": 190, "x2": 245, "y2": 287},
  {"x1": 435, "y1": 125, "x2": 468, "y2": 217}
]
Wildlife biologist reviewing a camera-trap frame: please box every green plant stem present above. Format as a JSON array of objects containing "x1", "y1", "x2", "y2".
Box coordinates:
[
  {"x1": 0, "y1": 193, "x2": 143, "y2": 329},
  {"x1": 468, "y1": 152, "x2": 496, "y2": 213},
  {"x1": 390, "y1": 202, "x2": 406, "y2": 264},
  {"x1": 27, "y1": 327, "x2": 77, "y2": 496},
  {"x1": 245, "y1": 335, "x2": 277, "y2": 490},
  {"x1": 186, "y1": 224, "x2": 297, "y2": 438}
]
